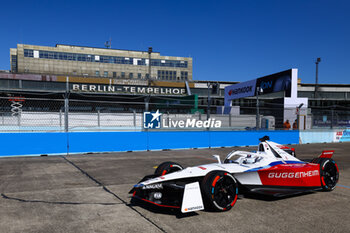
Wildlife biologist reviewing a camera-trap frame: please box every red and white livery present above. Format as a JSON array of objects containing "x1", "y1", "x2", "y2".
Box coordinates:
[{"x1": 130, "y1": 136, "x2": 339, "y2": 213}]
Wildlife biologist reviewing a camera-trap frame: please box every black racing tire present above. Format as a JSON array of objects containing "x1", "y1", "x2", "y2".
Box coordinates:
[
  {"x1": 201, "y1": 171, "x2": 238, "y2": 211},
  {"x1": 154, "y1": 161, "x2": 183, "y2": 176},
  {"x1": 312, "y1": 158, "x2": 339, "y2": 191},
  {"x1": 311, "y1": 157, "x2": 320, "y2": 164},
  {"x1": 319, "y1": 158, "x2": 339, "y2": 191}
]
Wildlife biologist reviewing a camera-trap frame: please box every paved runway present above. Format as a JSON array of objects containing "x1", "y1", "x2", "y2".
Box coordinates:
[{"x1": 1, "y1": 142, "x2": 349, "y2": 232}]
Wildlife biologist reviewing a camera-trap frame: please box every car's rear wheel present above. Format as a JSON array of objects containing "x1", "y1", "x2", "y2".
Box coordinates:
[
  {"x1": 154, "y1": 161, "x2": 183, "y2": 176},
  {"x1": 201, "y1": 171, "x2": 238, "y2": 211},
  {"x1": 312, "y1": 158, "x2": 339, "y2": 191}
]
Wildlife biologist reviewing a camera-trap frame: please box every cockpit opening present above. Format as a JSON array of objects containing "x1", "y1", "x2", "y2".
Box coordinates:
[{"x1": 224, "y1": 153, "x2": 263, "y2": 164}]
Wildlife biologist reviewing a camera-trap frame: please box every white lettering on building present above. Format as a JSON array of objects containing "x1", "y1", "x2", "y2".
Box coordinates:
[
  {"x1": 72, "y1": 84, "x2": 80, "y2": 91},
  {"x1": 71, "y1": 84, "x2": 186, "y2": 95}
]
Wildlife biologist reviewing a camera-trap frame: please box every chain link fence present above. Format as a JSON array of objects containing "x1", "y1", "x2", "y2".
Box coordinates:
[{"x1": 0, "y1": 96, "x2": 349, "y2": 132}]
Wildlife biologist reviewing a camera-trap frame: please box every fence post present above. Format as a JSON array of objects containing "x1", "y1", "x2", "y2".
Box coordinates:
[
  {"x1": 331, "y1": 108, "x2": 334, "y2": 129},
  {"x1": 64, "y1": 76, "x2": 69, "y2": 132},
  {"x1": 59, "y1": 110, "x2": 62, "y2": 127},
  {"x1": 17, "y1": 113, "x2": 21, "y2": 126},
  {"x1": 229, "y1": 113, "x2": 232, "y2": 127},
  {"x1": 97, "y1": 110, "x2": 100, "y2": 127},
  {"x1": 133, "y1": 110, "x2": 136, "y2": 127},
  {"x1": 64, "y1": 98, "x2": 69, "y2": 132},
  {"x1": 256, "y1": 88, "x2": 260, "y2": 130}
]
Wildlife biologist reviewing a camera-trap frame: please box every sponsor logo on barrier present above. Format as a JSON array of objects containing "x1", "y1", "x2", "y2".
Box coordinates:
[
  {"x1": 143, "y1": 110, "x2": 222, "y2": 129},
  {"x1": 268, "y1": 170, "x2": 319, "y2": 179},
  {"x1": 144, "y1": 110, "x2": 162, "y2": 129},
  {"x1": 163, "y1": 118, "x2": 221, "y2": 128},
  {"x1": 334, "y1": 130, "x2": 350, "y2": 142},
  {"x1": 336, "y1": 131, "x2": 343, "y2": 136}
]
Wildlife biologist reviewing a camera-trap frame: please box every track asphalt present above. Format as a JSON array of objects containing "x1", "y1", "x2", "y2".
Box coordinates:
[{"x1": 1, "y1": 142, "x2": 349, "y2": 233}]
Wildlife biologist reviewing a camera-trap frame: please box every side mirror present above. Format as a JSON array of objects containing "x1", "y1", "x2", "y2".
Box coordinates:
[{"x1": 212, "y1": 155, "x2": 221, "y2": 164}]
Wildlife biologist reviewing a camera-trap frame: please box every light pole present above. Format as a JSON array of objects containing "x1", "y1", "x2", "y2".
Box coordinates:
[
  {"x1": 207, "y1": 82, "x2": 211, "y2": 120},
  {"x1": 314, "y1": 57, "x2": 321, "y2": 98},
  {"x1": 145, "y1": 47, "x2": 152, "y2": 112},
  {"x1": 148, "y1": 47, "x2": 152, "y2": 84},
  {"x1": 296, "y1": 103, "x2": 304, "y2": 130},
  {"x1": 256, "y1": 87, "x2": 263, "y2": 130}
]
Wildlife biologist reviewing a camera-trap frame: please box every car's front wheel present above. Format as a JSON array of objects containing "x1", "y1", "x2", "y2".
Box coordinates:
[
  {"x1": 201, "y1": 171, "x2": 238, "y2": 211},
  {"x1": 154, "y1": 161, "x2": 183, "y2": 176}
]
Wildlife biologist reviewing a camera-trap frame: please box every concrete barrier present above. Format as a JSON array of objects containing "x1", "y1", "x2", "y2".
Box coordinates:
[
  {"x1": 0, "y1": 132, "x2": 67, "y2": 156},
  {"x1": 0, "y1": 130, "x2": 299, "y2": 157},
  {"x1": 299, "y1": 129, "x2": 350, "y2": 144}
]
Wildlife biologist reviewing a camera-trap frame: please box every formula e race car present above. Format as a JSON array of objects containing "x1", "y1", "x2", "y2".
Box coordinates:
[{"x1": 129, "y1": 136, "x2": 339, "y2": 213}]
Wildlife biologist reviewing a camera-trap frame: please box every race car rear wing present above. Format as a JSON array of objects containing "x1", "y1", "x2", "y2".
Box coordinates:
[{"x1": 319, "y1": 150, "x2": 334, "y2": 158}]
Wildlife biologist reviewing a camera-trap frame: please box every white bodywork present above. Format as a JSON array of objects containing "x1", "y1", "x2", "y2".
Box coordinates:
[
  {"x1": 138, "y1": 141, "x2": 300, "y2": 187},
  {"x1": 181, "y1": 182, "x2": 204, "y2": 213},
  {"x1": 135, "y1": 140, "x2": 301, "y2": 213}
]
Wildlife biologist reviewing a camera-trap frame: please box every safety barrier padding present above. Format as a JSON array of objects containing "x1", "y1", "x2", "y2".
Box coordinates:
[
  {"x1": 68, "y1": 131, "x2": 148, "y2": 153},
  {"x1": 0, "y1": 132, "x2": 67, "y2": 156},
  {"x1": 299, "y1": 129, "x2": 350, "y2": 144},
  {"x1": 0, "y1": 130, "x2": 300, "y2": 157}
]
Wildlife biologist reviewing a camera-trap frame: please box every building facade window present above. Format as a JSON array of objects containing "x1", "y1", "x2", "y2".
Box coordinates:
[
  {"x1": 181, "y1": 71, "x2": 188, "y2": 80},
  {"x1": 113, "y1": 72, "x2": 117, "y2": 78},
  {"x1": 121, "y1": 72, "x2": 125, "y2": 79},
  {"x1": 23, "y1": 49, "x2": 188, "y2": 68},
  {"x1": 157, "y1": 70, "x2": 177, "y2": 80},
  {"x1": 129, "y1": 73, "x2": 133, "y2": 79},
  {"x1": 24, "y1": 49, "x2": 33, "y2": 57},
  {"x1": 138, "y1": 73, "x2": 142, "y2": 79},
  {"x1": 11, "y1": 55, "x2": 17, "y2": 72},
  {"x1": 95, "y1": 70, "x2": 100, "y2": 76},
  {"x1": 104, "y1": 71, "x2": 108, "y2": 77}
]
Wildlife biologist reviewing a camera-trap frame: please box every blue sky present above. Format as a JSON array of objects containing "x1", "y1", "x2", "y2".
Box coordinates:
[{"x1": 0, "y1": 0, "x2": 349, "y2": 83}]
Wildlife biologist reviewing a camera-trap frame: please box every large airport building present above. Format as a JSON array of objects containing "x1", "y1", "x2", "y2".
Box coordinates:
[
  {"x1": 10, "y1": 44, "x2": 192, "y2": 81},
  {"x1": 1, "y1": 44, "x2": 350, "y2": 129}
]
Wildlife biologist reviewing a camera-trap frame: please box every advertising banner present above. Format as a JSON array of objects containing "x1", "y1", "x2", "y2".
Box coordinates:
[
  {"x1": 300, "y1": 129, "x2": 350, "y2": 144},
  {"x1": 256, "y1": 70, "x2": 292, "y2": 97},
  {"x1": 224, "y1": 69, "x2": 293, "y2": 103},
  {"x1": 224, "y1": 79, "x2": 256, "y2": 101},
  {"x1": 334, "y1": 129, "x2": 350, "y2": 142}
]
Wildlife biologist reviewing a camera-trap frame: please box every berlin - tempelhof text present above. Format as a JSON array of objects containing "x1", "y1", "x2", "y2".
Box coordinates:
[{"x1": 72, "y1": 84, "x2": 186, "y2": 95}]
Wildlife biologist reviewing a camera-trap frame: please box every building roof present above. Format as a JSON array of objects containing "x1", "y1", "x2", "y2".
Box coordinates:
[
  {"x1": 300, "y1": 83, "x2": 350, "y2": 88},
  {"x1": 55, "y1": 44, "x2": 162, "y2": 55}
]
